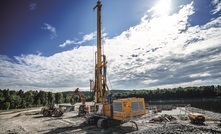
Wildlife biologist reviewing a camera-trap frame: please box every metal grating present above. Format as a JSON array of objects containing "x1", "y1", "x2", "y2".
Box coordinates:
[
  {"x1": 113, "y1": 102, "x2": 122, "y2": 112},
  {"x1": 132, "y1": 102, "x2": 139, "y2": 112}
]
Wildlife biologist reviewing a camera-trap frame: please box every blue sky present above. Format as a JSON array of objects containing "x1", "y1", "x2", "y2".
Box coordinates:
[
  {"x1": 1, "y1": 0, "x2": 152, "y2": 56},
  {"x1": 0, "y1": 0, "x2": 221, "y2": 92}
]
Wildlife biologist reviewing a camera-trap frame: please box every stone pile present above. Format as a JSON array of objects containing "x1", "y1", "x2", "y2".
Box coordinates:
[{"x1": 149, "y1": 114, "x2": 177, "y2": 123}]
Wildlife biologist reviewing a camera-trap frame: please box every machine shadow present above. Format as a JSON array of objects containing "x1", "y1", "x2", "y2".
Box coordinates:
[{"x1": 43, "y1": 123, "x2": 137, "y2": 134}]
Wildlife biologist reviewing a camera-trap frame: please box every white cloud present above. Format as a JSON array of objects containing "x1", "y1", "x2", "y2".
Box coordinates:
[
  {"x1": 212, "y1": 0, "x2": 220, "y2": 5},
  {"x1": 150, "y1": 80, "x2": 204, "y2": 90},
  {"x1": 0, "y1": 46, "x2": 95, "y2": 92},
  {"x1": 59, "y1": 31, "x2": 97, "y2": 48},
  {"x1": 189, "y1": 73, "x2": 211, "y2": 78},
  {"x1": 1, "y1": 1, "x2": 221, "y2": 91},
  {"x1": 59, "y1": 29, "x2": 108, "y2": 48},
  {"x1": 42, "y1": 23, "x2": 57, "y2": 39},
  {"x1": 77, "y1": 31, "x2": 96, "y2": 44},
  {"x1": 59, "y1": 40, "x2": 76, "y2": 48},
  {"x1": 211, "y1": 0, "x2": 221, "y2": 14},
  {"x1": 102, "y1": 1, "x2": 221, "y2": 89}
]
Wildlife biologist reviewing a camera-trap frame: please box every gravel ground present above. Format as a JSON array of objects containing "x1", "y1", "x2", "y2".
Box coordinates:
[
  {"x1": 130, "y1": 123, "x2": 221, "y2": 134},
  {"x1": 0, "y1": 106, "x2": 221, "y2": 134},
  {"x1": 128, "y1": 107, "x2": 221, "y2": 134}
]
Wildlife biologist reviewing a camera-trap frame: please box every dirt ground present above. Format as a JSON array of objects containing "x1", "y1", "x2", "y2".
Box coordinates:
[{"x1": 0, "y1": 106, "x2": 221, "y2": 134}]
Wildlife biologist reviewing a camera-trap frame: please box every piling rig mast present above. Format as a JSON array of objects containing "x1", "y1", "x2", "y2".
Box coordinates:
[
  {"x1": 85, "y1": 1, "x2": 146, "y2": 128},
  {"x1": 93, "y1": 0, "x2": 110, "y2": 105}
]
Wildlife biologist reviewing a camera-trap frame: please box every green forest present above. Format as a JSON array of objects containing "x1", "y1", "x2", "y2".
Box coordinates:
[{"x1": 0, "y1": 85, "x2": 220, "y2": 110}]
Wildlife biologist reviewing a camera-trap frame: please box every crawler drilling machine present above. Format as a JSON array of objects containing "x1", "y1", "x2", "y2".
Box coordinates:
[{"x1": 84, "y1": 1, "x2": 146, "y2": 128}]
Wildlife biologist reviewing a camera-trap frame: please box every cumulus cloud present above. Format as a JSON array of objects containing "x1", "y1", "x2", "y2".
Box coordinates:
[
  {"x1": 0, "y1": 1, "x2": 221, "y2": 91},
  {"x1": 102, "y1": 1, "x2": 221, "y2": 89},
  {"x1": 42, "y1": 23, "x2": 57, "y2": 39},
  {"x1": 0, "y1": 47, "x2": 95, "y2": 92}
]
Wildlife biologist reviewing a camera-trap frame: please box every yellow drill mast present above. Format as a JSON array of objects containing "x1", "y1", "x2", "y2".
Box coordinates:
[
  {"x1": 93, "y1": 1, "x2": 109, "y2": 104},
  {"x1": 86, "y1": 1, "x2": 146, "y2": 128}
]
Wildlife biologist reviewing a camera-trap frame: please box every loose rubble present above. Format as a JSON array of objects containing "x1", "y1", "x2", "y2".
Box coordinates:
[
  {"x1": 130, "y1": 124, "x2": 221, "y2": 134},
  {"x1": 149, "y1": 114, "x2": 177, "y2": 123}
]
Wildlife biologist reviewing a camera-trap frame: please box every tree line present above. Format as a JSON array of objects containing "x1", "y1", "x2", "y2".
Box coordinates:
[
  {"x1": 114, "y1": 85, "x2": 221, "y2": 101},
  {"x1": 0, "y1": 89, "x2": 70, "y2": 110},
  {"x1": 0, "y1": 85, "x2": 220, "y2": 110}
]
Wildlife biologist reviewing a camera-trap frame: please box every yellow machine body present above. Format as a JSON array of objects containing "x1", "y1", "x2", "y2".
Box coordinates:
[
  {"x1": 188, "y1": 113, "x2": 205, "y2": 124},
  {"x1": 96, "y1": 98, "x2": 146, "y2": 121},
  {"x1": 112, "y1": 98, "x2": 146, "y2": 120}
]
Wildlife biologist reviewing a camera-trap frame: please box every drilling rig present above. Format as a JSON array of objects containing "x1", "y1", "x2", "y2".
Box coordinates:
[{"x1": 85, "y1": 1, "x2": 146, "y2": 128}]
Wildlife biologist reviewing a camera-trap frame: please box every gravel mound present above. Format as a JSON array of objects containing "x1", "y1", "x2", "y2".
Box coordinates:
[{"x1": 129, "y1": 124, "x2": 221, "y2": 134}]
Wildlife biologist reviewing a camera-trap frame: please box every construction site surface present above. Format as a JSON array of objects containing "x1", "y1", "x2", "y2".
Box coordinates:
[{"x1": 0, "y1": 102, "x2": 221, "y2": 134}]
